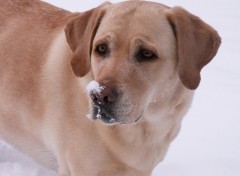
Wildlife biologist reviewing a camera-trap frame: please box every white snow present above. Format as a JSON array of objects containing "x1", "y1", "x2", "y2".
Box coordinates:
[
  {"x1": 0, "y1": 141, "x2": 57, "y2": 176},
  {"x1": 1, "y1": 0, "x2": 240, "y2": 176},
  {"x1": 86, "y1": 80, "x2": 105, "y2": 94},
  {"x1": 96, "y1": 106, "x2": 102, "y2": 119}
]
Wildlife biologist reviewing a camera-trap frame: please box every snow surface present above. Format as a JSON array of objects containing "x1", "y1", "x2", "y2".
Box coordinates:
[{"x1": 1, "y1": 0, "x2": 240, "y2": 175}]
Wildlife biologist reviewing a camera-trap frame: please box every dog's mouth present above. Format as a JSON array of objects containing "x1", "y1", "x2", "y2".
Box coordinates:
[
  {"x1": 92, "y1": 105, "x2": 117, "y2": 124},
  {"x1": 91, "y1": 105, "x2": 143, "y2": 125}
]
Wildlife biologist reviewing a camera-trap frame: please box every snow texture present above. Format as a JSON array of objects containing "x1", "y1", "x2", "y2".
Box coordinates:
[
  {"x1": 1, "y1": 0, "x2": 240, "y2": 176},
  {"x1": 86, "y1": 80, "x2": 105, "y2": 94}
]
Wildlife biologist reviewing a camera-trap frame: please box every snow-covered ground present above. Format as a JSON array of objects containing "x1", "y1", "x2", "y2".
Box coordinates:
[{"x1": 1, "y1": 0, "x2": 240, "y2": 175}]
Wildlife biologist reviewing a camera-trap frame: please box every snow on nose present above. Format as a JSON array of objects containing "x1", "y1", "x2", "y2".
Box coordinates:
[{"x1": 86, "y1": 80, "x2": 105, "y2": 94}]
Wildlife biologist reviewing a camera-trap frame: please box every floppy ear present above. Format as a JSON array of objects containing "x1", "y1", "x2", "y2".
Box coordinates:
[
  {"x1": 166, "y1": 7, "x2": 221, "y2": 90},
  {"x1": 65, "y1": 3, "x2": 111, "y2": 77}
]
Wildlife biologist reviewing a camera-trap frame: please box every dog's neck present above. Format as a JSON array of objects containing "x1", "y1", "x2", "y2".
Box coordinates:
[{"x1": 93, "y1": 84, "x2": 193, "y2": 174}]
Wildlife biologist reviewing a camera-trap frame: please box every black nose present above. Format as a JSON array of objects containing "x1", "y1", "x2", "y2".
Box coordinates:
[{"x1": 90, "y1": 85, "x2": 118, "y2": 105}]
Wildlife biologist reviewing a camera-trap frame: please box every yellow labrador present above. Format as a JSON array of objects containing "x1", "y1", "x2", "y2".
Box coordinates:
[{"x1": 0, "y1": 0, "x2": 221, "y2": 175}]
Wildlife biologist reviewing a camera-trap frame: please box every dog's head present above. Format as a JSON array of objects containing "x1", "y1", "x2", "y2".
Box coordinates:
[{"x1": 65, "y1": 1, "x2": 221, "y2": 125}]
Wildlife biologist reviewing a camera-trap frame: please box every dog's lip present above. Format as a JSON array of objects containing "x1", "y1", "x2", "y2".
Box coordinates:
[
  {"x1": 134, "y1": 114, "x2": 142, "y2": 123},
  {"x1": 91, "y1": 104, "x2": 116, "y2": 123},
  {"x1": 90, "y1": 105, "x2": 144, "y2": 125},
  {"x1": 99, "y1": 112, "x2": 117, "y2": 124}
]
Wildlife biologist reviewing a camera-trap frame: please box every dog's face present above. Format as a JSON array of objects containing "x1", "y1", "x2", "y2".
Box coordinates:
[
  {"x1": 89, "y1": 3, "x2": 177, "y2": 124},
  {"x1": 65, "y1": 1, "x2": 221, "y2": 125}
]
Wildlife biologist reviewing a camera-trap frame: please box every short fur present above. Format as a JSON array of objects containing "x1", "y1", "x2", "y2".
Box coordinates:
[{"x1": 0, "y1": 0, "x2": 221, "y2": 175}]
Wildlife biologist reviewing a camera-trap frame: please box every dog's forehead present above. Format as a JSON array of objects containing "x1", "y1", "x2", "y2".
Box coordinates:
[
  {"x1": 108, "y1": 1, "x2": 168, "y2": 14},
  {"x1": 96, "y1": 1, "x2": 171, "y2": 40},
  {"x1": 94, "y1": 1, "x2": 174, "y2": 55},
  {"x1": 104, "y1": 1, "x2": 168, "y2": 25}
]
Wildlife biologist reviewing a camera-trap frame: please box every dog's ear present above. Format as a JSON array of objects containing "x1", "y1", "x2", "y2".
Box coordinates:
[
  {"x1": 166, "y1": 7, "x2": 221, "y2": 90},
  {"x1": 65, "y1": 3, "x2": 111, "y2": 77}
]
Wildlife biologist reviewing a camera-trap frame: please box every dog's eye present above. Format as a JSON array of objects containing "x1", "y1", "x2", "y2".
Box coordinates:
[
  {"x1": 95, "y1": 44, "x2": 109, "y2": 57},
  {"x1": 137, "y1": 48, "x2": 157, "y2": 61}
]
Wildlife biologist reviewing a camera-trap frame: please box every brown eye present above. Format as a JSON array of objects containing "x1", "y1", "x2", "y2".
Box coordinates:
[
  {"x1": 95, "y1": 44, "x2": 109, "y2": 56},
  {"x1": 137, "y1": 48, "x2": 157, "y2": 61},
  {"x1": 142, "y1": 50, "x2": 154, "y2": 58}
]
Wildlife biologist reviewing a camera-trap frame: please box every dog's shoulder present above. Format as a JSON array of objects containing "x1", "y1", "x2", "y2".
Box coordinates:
[{"x1": 0, "y1": 0, "x2": 72, "y2": 29}]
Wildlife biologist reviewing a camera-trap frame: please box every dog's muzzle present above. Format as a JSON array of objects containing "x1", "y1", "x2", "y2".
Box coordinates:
[
  {"x1": 87, "y1": 81, "x2": 143, "y2": 125},
  {"x1": 88, "y1": 81, "x2": 120, "y2": 124}
]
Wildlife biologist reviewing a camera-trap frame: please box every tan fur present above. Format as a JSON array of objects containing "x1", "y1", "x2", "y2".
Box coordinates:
[{"x1": 0, "y1": 0, "x2": 221, "y2": 176}]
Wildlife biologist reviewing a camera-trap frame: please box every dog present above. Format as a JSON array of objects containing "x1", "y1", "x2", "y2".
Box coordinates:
[{"x1": 0, "y1": 0, "x2": 221, "y2": 175}]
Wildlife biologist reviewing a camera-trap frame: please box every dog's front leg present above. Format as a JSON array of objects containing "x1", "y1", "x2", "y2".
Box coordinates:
[
  {"x1": 56, "y1": 150, "x2": 149, "y2": 176},
  {"x1": 57, "y1": 160, "x2": 71, "y2": 176},
  {"x1": 54, "y1": 140, "x2": 103, "y2": 176},
  {"x1": 56, "y1": 149, "x2": 87, "y2": 176},
  {"x1": 98, "y1": 166, "x2": 150, "y2": 176}
]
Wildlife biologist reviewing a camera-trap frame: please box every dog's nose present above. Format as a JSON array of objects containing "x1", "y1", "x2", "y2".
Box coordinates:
[{"x1": 90, "y1": 85, "x2": 118, "y2": 105}]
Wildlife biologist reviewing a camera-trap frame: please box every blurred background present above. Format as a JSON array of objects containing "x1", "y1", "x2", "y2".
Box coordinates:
[{"x1": 0, "y1": 0, "x2": 239, "y2": 175}]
